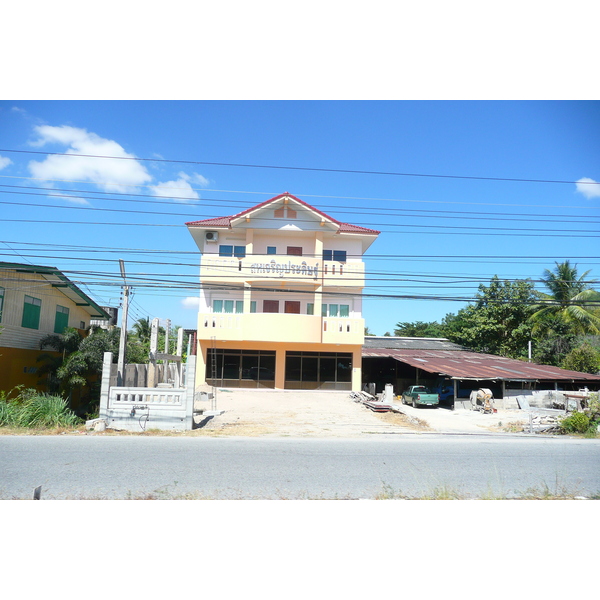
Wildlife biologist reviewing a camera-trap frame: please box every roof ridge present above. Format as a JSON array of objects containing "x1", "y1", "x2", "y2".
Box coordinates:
[{"x1": 185, "y1": 192, "x2": 380, "y2": 234}]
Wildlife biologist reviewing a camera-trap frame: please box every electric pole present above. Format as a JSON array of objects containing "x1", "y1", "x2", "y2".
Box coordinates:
[{"x1": 117, "y1": 259, "x2": 130, "y2": 386}]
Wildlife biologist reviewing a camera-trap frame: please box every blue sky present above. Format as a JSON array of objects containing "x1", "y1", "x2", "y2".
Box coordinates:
[{"x1": 1, "y1": 100, "x2": 599, "y2": 335}]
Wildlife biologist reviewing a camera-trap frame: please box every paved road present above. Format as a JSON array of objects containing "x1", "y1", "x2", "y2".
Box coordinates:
[{"x1": 2, "y1": 434, "x2": 599, "y2": 499}]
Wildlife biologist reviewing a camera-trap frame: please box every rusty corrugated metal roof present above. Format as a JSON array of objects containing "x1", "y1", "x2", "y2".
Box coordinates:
[{"x1": 362, "y1": 348, "x2": 600, "y2": 382}]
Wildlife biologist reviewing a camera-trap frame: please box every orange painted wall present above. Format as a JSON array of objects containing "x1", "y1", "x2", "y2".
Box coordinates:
[{"x1": 0, "y1": 347, "x2": 58, "y2": 394}]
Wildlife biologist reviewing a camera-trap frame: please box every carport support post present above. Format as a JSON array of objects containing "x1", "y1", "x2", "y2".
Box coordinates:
[{"x1": 453, "y1": 380, "x2": 458, "y2": 409}]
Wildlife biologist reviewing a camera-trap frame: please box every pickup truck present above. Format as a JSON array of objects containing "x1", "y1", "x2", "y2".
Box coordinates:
[{"x1": 401, "y1": 385, "x2": 439, "y2": 408}]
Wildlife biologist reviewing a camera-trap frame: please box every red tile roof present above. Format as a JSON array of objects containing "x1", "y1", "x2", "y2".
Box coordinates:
[{"x1": 185, "y1": 192, "x2": 380, "y2": 235}]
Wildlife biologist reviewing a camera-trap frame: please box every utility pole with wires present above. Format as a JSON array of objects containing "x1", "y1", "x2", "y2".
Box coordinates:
[{"x1": 117, "y1": 259, "x2": 130, "y2": 387}]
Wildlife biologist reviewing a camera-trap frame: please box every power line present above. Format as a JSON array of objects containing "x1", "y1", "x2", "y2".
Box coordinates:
[
  {"x1": 3, "y1": 193, "x2": 600, "y2": 227},
  {"x1": 2, "y1": 147, "x2": 599, "y2": 187},
  {"x1": 3, "y1": 217, "x2": 599, "y2": 238},
  {"x1": 2, "y1": 179, "x2": 600, "y2": 213}
]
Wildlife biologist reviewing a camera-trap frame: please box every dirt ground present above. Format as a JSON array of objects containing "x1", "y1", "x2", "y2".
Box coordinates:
[{"x1": 193, "y1": 387, "x2": 528, "y2": 437}]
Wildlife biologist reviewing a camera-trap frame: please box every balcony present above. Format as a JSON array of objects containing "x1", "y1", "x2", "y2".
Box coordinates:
[
  {"x1": 200, "y1": 255, "x2": 365, "y2": 288},
  {"x1": 197, "y1": 312, "x2": 364, "y2": 345}
]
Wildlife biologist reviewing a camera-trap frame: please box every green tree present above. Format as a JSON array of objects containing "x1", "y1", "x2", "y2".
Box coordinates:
[
  {"x1": 530, "y1": 318, "x2": 577, "y2": 366},
  {"x1": 37, "y1": 327, "x2": 84, "y2": 393},
  {"x1": 561, "y1": 343, "x2": 600, "y2": 374},
  {"x1": 394, "y1": 320, "x2": 446, "y2": 338},
  {"x1": 530, "y1": 261, "x2": 600, "y2": 335},
  {"x1": 445, "y1": 276, "x2": 537, "y2": 358}
]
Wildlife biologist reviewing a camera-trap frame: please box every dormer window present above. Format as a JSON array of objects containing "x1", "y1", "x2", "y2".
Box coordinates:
[{"x1": 274, "y1": 206, "x2": 297, "y2": 219}]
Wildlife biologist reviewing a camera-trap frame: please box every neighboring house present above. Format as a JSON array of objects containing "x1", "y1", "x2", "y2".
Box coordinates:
[
  {"x1": 186, "y1": 192, "x2": 380, "y2": 391},
  {"x1": 0, "y1": 262, "x2": 109, "y2": 392}
]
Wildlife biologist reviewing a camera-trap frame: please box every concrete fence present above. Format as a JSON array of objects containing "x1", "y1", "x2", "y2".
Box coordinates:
[{"x1": 99, "y1": 352, "x2": 197, "y2": 431}]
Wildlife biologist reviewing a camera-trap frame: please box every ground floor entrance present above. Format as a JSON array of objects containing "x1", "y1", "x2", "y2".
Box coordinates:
[
  {"x1": 199, "y1": 342, "x2": 361, "y2": 391},
  {"x1": 205, "y1": 348, "x2": 354, "y2": 390}
]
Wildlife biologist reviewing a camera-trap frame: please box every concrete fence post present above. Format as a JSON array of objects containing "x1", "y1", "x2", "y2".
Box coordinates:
[
  {"x1": 184, "y1": 354, "x2": 197, "y2": 430},
  {"x1": 99, "y1": 352, "x2": 113, "y2": 420}
]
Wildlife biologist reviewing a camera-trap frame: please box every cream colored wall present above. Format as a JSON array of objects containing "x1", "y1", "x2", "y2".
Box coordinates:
[{"x1": 0, "y1": 269, "x2": 92, "y2": 350}]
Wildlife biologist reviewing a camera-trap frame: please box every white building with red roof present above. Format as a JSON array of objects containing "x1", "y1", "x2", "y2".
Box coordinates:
[{"x1": 186, "y1": 192, "x2": 379, "y2": 391}]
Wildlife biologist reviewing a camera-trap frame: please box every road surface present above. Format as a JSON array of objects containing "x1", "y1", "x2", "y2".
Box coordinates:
[{"x1": 2, "y1": 433, "x2": 599, "y2": 499}]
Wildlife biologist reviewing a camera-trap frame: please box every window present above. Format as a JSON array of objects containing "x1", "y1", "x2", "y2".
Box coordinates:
[
  {"x1": 213, "y1": 299, "x2": 244, "y2": 314},
  {"x1": 54, "y1": 305, "x2": 69, "y2": 334},
  {"x1": 218, "y1": 245, "x2": 246, "y2": 258},
  {"x1": 284, "y1": 301, "x2": 301, "y2": 314},
  {"x1": 0, "y1": 287, "x2": 4, "y2": 322},
  {"x1": 263, "y1": 300, "x2": 279, "y2": 313},
  {"x1": 323, "y1": 249, "x2": 346, "y2": 262},
  {"x1": 287, "y1": 246, "x2": 302, "y2": 256},
  {"x1": 307, "y1": 303, "x2": 314, "y2": 315},
  {"x1": 322, "y1": 304, "x2": 350, "y2": 317},
  {"x1": 267, "y1": 246, "x2": 277, "y2": 255},
  {"x1": 250, "y1": 301, "x2": 257, "y2": 313},
  {"x1": 275, "y1": 207, "x2": 296, "y2": 219},
  {"x1": 22, "y1": 295, "x2": 41, "y2": 329}
]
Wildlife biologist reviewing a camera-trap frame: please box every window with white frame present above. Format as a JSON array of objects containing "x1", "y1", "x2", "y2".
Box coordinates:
[
  {"x1": 213, "y1": 299, "x2": 244, "y2": 314},
  {"x1": 322, "y1": 303, "x2": 350, "y2": 317}
]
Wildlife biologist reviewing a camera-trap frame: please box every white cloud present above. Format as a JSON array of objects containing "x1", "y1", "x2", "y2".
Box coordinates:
[
  {"x1": 575, "y1": 177, "x2": 600, "y2": 199},
  {"x1": 0, "y1": 155, "x2": 13, "y2": 170},
  {"x1": 28, "y1": 125, "x2": 152, "y2": 193},
  {"x1": 190, "y1": 172, "x2": 209, "y2": 186},
  {"x1": 149, "y1": 171, "x2": 201, "y2": 202},
  {"x1": 181, "y1": 297, "x2": 200, "y2": 309},
  {"x1": 46, "y1": 189, "x2": 90, "y2": 206}
]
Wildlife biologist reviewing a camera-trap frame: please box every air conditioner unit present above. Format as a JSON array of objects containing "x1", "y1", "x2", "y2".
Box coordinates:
[{"x1": 205, "y1": 231, "x2": 219, "y2": 242}]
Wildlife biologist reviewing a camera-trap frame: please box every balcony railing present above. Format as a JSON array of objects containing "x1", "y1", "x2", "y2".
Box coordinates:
[
  {"x1": 200, "y1": 255, "x2": 365, "y2": 287},
  {"x1": 197, "y1": 312, "x2": 364, "y2": 345}
]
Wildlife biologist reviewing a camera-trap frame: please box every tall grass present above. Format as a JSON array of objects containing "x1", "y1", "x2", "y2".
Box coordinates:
[{"x1": 0, "y1": 389, "x2": 81, "y2": 429}]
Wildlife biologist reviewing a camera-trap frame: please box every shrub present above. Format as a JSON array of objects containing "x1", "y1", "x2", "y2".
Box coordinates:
[
  {"x1": 0, "y1": 389, "x2": 81, "y2": 429},
  {"x1": 559, "y1": 411, "x2": 591, "y2": 434}
]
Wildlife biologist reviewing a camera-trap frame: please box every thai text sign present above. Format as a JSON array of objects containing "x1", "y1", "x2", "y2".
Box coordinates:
[{"x1": 250, "y1": 259, "x2": 320, "y2": 279}]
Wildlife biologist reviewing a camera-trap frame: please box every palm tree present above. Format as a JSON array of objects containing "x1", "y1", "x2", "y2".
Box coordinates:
[
  {"x1": 529, "y1": 261, "x2": 600, "y2": 335},
  {"x1": 132, "y1": 317, "x2": 152, "y2": 343},
  {"x1": 37, "y1": 327, "x2": 83, "y2": 393}
]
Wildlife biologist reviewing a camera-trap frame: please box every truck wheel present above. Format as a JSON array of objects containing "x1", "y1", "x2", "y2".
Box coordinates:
[
  {"x1": 412, "y1": 399, "x2": 417, "y2": 408},
  {"x1": 401, "y1": 396, "x2": 406, "y2": 405}
]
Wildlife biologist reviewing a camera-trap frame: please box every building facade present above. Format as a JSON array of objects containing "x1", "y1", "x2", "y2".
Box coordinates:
[
  {"x1": 186, "y1": 193, "x2": 379, "y2": 391},
  {"x1": 0, "y1": 262, "x2": 109, "y2": 391}
]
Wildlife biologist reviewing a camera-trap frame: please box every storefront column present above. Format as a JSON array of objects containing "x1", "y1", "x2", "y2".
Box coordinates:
[
  {"x1": 351, "y1": 347, "x2": 362, "y2": 392},
  {"x1": 275, "y1": 347, "x2": 286, "y2": 389},
  {"x1": 195, "y1": 342, "x2": 208, "y2": 388},
  {"x1": 243, "y1": 283, "x2": 252, "y2": 313}
]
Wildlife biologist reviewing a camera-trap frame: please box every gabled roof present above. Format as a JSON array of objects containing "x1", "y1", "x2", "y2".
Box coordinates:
[
  {"x1": 186, "y1": 192, "x2": 380, "y2": 235},
  {"x1": 0, "y1": 261, "x2": 110, "y2": 320},
  {"x1": 362, "y1": 337, "x2": 600, "y2": 382}
]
